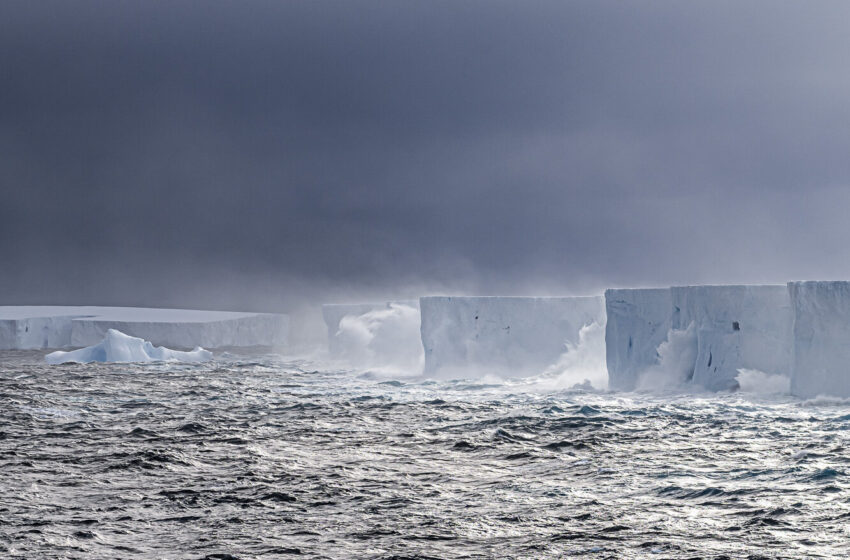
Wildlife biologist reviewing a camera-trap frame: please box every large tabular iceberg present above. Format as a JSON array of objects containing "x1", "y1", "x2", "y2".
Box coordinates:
[
  {"x1": 670, "y1": 285, "x2": 792, "y2": 391},
  {"x1": 0, "y1": 306, "x2": 288, "y2": 350},
  {"x1": 45, "y1": 329, "x2": 212, "y2": 364},
  {"x1": 605, "y1": 288, "x2": 672, "y2": 391},
  {"x1": 604, "y1": 285, "x2": 792, "y2": 392},
  {"x1": 789, "y1": 281, "x2": 850, "y2": 398},
  {"x1": 420, "y1": 296, "x2": 605, "y2": 377}
]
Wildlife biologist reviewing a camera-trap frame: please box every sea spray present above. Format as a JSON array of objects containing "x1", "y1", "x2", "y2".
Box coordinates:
[
  {"x1": 334, "y1": 303, "x2": 423, "y2": 373},
  {"x1": 636, "y1": 323, "x2": 698, "y2": 391},
  {"x1": 735, "y1": 368, "x2": 791, "y2": 395},
  {"x1": 538, "y1": 321, "x2": 608, "y2": 390}
]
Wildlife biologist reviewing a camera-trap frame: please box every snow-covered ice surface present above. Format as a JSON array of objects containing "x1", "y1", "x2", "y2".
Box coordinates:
[
  {"x1": 790, "y1": 281, "x2": 850, "y2": 398},
  {"x1": 670, "y1": 285, "x2": 792, "y2": 391},
  {"x1": 45, "y1": 329, "x2": 212, "y2": 364},
  {"x1": 605, "y1": 288, "x2": 671, "y2": 391},
  {"x1": 4, "y1": 348, "x2": 850, "y2": 558},
  {"x1": 0, "y1": 306, "x2": 288, "y2": 349},
  {"x1": 420, "y1": 296, "x2": 605, "y2": 377}
]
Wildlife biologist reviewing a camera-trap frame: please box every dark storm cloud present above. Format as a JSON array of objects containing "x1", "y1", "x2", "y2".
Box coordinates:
[{"x1": 2, "y1": 1, "x2": 850, "y2": 310}]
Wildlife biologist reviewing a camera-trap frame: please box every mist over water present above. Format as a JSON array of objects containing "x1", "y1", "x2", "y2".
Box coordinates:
[
  {"x1": 736, "y1": 368, "x2": 792, "y2": 396},
  {"x1": 333, "y1": 303, "x2": 424, "y2": 375}
]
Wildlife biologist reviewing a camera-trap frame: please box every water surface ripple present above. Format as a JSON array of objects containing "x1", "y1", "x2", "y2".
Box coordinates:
[{"x1": 2, "y1": 350, "x2": 849, "y2": 558}]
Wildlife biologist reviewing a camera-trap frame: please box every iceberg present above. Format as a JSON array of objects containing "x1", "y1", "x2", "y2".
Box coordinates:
[
  {"x1": 45, "y1": 329, "x2": 212, "y2": 364},
  {"x1": 670, "y1": 285, "x2": 792, "y2": 391},
  {"x1": 0, "y1": 313, "x2": 78, "y2": 350},
  {"x1": 605, "y1": 288, "x2": 672, "y2": 391},
  {"x1": 0, "y1": 306, "x2": 288, "y2": 350},
  {"x1": 789, "y1": 281, "x2": 850, "y2": 398},
  {"x1": 605, "y1": 285, "x2": 793, "y2": 392},
  {"x1": 419, "y1": 296, "x2": 605, "y2": 377}
]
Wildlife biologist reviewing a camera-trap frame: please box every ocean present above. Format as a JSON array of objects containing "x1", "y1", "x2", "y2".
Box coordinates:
[{"x1": 2, "y1": 349, "x2": 848, "y2": 559}]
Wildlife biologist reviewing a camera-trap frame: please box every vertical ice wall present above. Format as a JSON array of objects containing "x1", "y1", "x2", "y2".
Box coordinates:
[
  {"x1": 605, "y1": 288, "x2": 672, "y2": 391},
  {"x1": 0, "y1": 307, "x2": 289, "y2": 349},
  {"x1": 670, "y1": 285, "x2": 792, "y2": 391},
  {"x1": 789, "y1": 281, "x2": 850, "y2": 398},
  {"x1": 70, "y1": 314, "x2": 289, "y2": 348},
  {"x1": 0, "y1": 316, "x2": 78, "y2": 350},
  {"x1": 420, "y1": 296, "x2": 605, "y2": 377},
  {"x1": 0, "y1": 308, "x2": 87, "y2": 350}
]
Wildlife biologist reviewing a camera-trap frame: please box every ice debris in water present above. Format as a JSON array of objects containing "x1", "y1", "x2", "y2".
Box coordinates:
[{"x1": 45, "y1": 329, "x2": 212, "y2": 364}]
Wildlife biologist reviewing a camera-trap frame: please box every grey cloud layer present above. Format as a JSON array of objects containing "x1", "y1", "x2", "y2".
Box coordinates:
[{"x1": 2, "y1": 1, "x2": 850, "y2": 310}]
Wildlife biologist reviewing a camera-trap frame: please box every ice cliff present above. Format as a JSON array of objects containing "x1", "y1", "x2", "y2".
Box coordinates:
[
  {"x1": 671, "y1": 285, "x2": 792, "y2": 391},
  {"x1": 420, "y1": 296, "x2": 605, "y2": 377},
  {"x1": 789, "y1": 281, "x2": 850, "y2": 398},
  {"x1": 0, "y1": 306, "x2": 288, "y2": 350},
  {"x1": 605, "y1": 285, "x2": 792, "y2": 392},
  {"x1": 17, "y1": 281, "x2": 850, "y2": 399},
  {"x1": 605, "y1": 288, "x2": 672, "y2": 391}
]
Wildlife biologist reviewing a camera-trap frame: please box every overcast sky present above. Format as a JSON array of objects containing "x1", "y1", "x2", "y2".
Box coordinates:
[{"x1": 3, "y1": 1, "x2": 850, "y2": 311}]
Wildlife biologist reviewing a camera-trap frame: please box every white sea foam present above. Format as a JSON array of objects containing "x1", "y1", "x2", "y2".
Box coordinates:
[
  {"x1": 799, "y1": 395, "x2": 850, "y2": 407},
  {"x1": 735, "y1": 368, "x2": 791, "y2": 395}
]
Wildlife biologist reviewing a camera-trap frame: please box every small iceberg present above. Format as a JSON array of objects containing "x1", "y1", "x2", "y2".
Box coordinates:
[{"x1": 45, "y1": 329, "x2": 213, "y2": 364}]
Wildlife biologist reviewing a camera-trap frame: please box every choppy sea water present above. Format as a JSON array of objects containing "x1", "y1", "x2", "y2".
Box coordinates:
[{"x1": 2, "y1": 350, "x2": 850, "y2": 559}]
